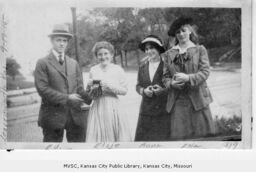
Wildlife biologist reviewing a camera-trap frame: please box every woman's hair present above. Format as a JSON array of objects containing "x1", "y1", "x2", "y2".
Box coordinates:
[
  {"x1": 144, "y1": 42, "x2": 162, "y2": 54},
  {"x1": 92, "y1": 41, "x2": 115, "y2": 57},
  {"x1": 175, "y1": 24, "x2": 199, "y2": 45}
]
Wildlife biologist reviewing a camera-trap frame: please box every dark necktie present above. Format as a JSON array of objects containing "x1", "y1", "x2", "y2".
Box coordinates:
[{"x1": 58, "y1": 54, "x2": 64, "y2": 65}]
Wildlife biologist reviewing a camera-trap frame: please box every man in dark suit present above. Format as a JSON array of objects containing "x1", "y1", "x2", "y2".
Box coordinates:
[{"x1": 34, "y1": 24, "x2": 91, "y2": 142}]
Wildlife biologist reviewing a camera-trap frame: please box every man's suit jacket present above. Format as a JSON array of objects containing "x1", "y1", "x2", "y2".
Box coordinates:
[
  {"x1": 162, "y1": 45, "x2": 213, "y2": 113},
  {"x1": 34, "y1": 52, "x2": 91, "y2": 130},
  {"x1": 136, "y1": 60, "x2": 168, "y2": 117}
]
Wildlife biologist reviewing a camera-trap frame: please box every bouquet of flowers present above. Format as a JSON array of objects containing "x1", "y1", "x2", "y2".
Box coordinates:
[{"x1": 89, "y1": 80, "x2": 102, "y2": 99}]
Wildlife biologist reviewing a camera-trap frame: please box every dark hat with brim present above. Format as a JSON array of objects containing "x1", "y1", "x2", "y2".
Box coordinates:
[
  {"x1": 168, "y1": 17, "x2": 193, "y2": 37},
  {"x1": 139, "y1": 35, "x2": 165, "y2": 54},
  {"x1": 48, "y1": 24, "x2": 73, "y2": 38}
]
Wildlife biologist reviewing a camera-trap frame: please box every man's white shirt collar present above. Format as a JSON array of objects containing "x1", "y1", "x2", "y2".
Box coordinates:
[{"x1": 52, "y1": 49, "x2": 64, "y2": 61}]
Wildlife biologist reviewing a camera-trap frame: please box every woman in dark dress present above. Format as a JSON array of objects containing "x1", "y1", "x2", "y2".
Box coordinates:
[
  {"x1": 162, "y1": 17, "x2": 215, "y2": 140},
  {"x1": 135, "y1": 35, "x2": 170, "y2": 141}
]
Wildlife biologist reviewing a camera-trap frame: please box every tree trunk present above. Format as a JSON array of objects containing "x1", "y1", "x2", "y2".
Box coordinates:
[
  {"x1": 113, "y1": 50, "x2": 117, "y2": 64},
  {"x1": 124, "y1": 51, "x2": 128, "y2": 67},
  {"x1": 120, "y1": 50, "x2": 124, "y2": 67},
  {"x1": 136, "y1": 49, "x2": 140, "y2": 66},
  {"x1": 230, "y1": 32, "x2": 233, "y2": 45}
]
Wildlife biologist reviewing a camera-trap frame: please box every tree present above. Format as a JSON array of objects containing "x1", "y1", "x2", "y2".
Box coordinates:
[
  {"x1": 66, "y1": 7, "x2": 241, "y2": 67},
  {"x1": 96, "y1": 8, "x2": 136, "y2": 67},
  {"x1": 163, "y1": 8, "x2": 241, "y2": 48},
  {"x1": 6, "y1": 57, "x2": 21, "y2": 80},
  {"x1": 65, "y1": 15, "x2": 105, "y2": 67}
]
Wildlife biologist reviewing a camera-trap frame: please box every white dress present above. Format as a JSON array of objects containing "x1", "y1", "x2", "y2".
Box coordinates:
[{"x1": 86, "y1": 63, "x2": 132, "y2": 142}]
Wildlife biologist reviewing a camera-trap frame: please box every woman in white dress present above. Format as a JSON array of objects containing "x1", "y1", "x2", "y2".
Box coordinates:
[{"x1": 86, "y1": 41, "x2": 132, "y2": 142}]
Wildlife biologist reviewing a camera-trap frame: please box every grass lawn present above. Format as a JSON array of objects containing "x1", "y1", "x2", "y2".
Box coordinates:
[{"x1": 7, "y1": 75, "x2": 34, "y2": 91}]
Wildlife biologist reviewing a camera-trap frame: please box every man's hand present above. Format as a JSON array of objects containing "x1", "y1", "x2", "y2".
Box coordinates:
[{"x1": 68, "y1": 94, "x2": 83, "y2": 104}]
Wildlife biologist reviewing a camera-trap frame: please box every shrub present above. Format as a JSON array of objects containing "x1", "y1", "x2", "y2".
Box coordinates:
[{"x1": 214, "y1": 115, "x2": 242, "y2": 136}]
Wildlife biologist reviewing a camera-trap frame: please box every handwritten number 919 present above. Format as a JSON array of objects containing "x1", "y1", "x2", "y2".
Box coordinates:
[{"x1": 224, "y1": 142, "x2": 239, "y2": 149}]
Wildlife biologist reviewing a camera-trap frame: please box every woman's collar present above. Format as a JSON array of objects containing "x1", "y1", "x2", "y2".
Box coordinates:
[{"x1": 172, "y1": 42, "x2": 196, "y2": 53}]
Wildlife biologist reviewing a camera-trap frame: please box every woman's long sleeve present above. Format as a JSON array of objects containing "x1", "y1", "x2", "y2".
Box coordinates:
[
  {"x1": 135, "y1": 67, "x2": 144, "y2": 95},
  {"x1": 162, "y1": 53, "x2": 173, "y2": 89},
  {"x1": 188, "y1": 45, "x2": 210, "y2": 87}
]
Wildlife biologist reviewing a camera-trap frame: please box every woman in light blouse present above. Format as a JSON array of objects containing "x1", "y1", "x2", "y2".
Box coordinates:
[{"x1": 86, "y1": 41, "x2": 131, "y2": 142}]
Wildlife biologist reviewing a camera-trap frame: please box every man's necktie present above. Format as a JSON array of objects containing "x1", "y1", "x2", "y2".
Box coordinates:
[{"x1": 58, "y1": 54, "x2": 64, "y2": 65}]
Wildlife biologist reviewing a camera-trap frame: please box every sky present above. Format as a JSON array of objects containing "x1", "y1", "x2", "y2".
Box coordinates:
[
  {"x1": 7, "y1": 1, "x2": 74, "y2": 77},
  {"x1": 4, "y1": 0, "x2": 135, "y2": 78}
]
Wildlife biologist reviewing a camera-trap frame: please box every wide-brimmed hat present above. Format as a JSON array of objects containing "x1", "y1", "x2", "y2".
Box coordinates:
[
  {"x1": 139, "y1": 35, "x2": 165, "y2": 54},
  {"x1": 168, "y1": 17, "x2": 193, "y2": 37},
  {"x1": 48, "y1": 24, "x2": 73, "y2": 38}
]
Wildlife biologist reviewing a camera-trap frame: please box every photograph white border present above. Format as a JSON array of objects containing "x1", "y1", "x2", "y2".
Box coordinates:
[{"x1": 0, "y1": 0, "x2": 252, "y2": 150}]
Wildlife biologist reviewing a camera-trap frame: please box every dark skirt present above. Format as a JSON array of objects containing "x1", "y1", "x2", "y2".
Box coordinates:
[
  {"x1": 170, "y1": 93, "x2": 215, "y2": 140},
  {"x1": 135, "y1": 113, "x2": 170, "y2": 141}
]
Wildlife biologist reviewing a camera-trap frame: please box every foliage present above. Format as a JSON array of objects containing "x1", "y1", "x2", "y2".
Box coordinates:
[
  {"x1": 214, "y1": 115, "x2": 242, "y2": 136},
  {"x1": 66, "y1": 8, "x2": 241, "y2": 68},
  {"x1": 7, "y1": 75, "x2": 34, "y2": 90},
  {"x1": 208, "y1": 45, "x2": 241, "y2": 64},
  {"x1": 6, "y1": 56, "x2": 21, "y2": 80}
]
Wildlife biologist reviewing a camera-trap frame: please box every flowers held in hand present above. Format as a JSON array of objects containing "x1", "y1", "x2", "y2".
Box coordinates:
[
  {"x1": 174, "y1": 72, "x2": 190, "y2": 83},
  {"x1": 89, "y1": 80, "x2": 102, "y2": 99},
  {"x1": 169, "y1": 72, "x2": 190, "y2": 90}
]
